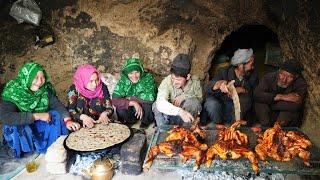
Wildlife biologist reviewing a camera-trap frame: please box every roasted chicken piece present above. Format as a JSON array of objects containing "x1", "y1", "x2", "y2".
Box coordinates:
[
  {"x1": 255, "y1": 122, "x2": 312, "y2": 166},
  {"x1": 179, "y1": 145, "x2": 206, "y2": 171},
  {"x1": 166, "y1": 126, "x2": 208, "y2": 151},
  {"x1": 144, "y1": 140, "x2": 182, "y2": 169},
  {"x1": 217, "y1": 120, "x2": 248, "y2": 146},
  {"x1": 206, "y1": 120, "x2": 259, "y2": 173},
  {"x1": 205, "y1": 142, "x2": 228, "y2": 167},
  {"x1": 145, "y1": 126, "x2": 208, "y2": 170},
  {"x1": 166, "y1": 126, "x2": 189, "y2": 141},
  {"x1": 230, "y1": 146, "x2": 259, "y2": 173}
]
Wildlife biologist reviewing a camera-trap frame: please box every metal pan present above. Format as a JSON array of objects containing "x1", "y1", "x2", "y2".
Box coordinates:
[{"x1": 63, "y1": 124, "x2": 133, "y2": 155}]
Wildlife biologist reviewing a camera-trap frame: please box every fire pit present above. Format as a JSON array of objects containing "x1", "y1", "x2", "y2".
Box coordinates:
[{"x1": 144, "y1": 126, "x2": 320, "y2": 175}]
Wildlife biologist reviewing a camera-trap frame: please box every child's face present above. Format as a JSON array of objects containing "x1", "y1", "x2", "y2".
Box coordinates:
[
  {"x1": 128, "y1": 71, "x2": 141, "y2": 84},
  {"x1": 86, "y1": 73, "x2": 99, "y2": 91}
]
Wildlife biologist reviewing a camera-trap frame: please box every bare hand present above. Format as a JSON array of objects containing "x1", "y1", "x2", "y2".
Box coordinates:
[
  {"x1": 217, "y1": 80, "x2": 235, "y2": 96},
  {"x1": 66, "y1": 120, "x2": 81, "y2": 131},
  {"x1": 173, "y1": 95, "x2": 185, "y2": 107},
  {"x1": 129, "y1": 101, "x2": 143, "y2": 120},
  {"x1": 178, "y1": 109, "x2": 194, "y2": 123},
  {"x1": 80, "y1": 114, "x2": 95, "y2": 128},
  {"x1": 33, "y1": 112, "x2": 51, "y2": 123},
  {"x1": 97, "y1": 111, "x2": 111, "y2": 124},
  {"x1": 235, "y1": 87, "x2": 246, "y2": 94}
]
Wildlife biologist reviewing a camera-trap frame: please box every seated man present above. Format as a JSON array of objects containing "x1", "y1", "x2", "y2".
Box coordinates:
[
  {"x1": 153, "y1": 54, "x2": 203, "y2": 127},
  {"x1": 202, "y1": 49, "x2": 258, "y2": 128},
  {"x1": 254, "y1": 59, "x2": 307, "y2": 128}
]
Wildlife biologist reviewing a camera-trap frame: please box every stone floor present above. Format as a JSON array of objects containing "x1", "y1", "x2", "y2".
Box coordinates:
[
  {"x1": 12, "y1": 121, "x2": 184, "y2": 180},
  {"x1": 12, "y1": 154, "x2": 183, "y2": 180}
]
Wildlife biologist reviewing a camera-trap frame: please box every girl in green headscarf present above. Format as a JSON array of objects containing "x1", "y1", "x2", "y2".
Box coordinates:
[
  {"x1": 0, "y1": 62, "x2": 80, "y2": 158},
  {"x1": 112, "y1": 58, "x2": 157, "y2": 129}
]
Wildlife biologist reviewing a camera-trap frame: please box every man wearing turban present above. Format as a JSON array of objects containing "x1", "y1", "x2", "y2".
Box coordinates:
[{"x1": 201, "y1": 49, "x2": 259, "y2": 128}]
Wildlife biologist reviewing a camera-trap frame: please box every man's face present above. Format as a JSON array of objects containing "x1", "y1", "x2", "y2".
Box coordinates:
[
  {"x1": 244, "y1": 56, "x2": 254, "y2": 72},
  {"x1": 277, "y1": 70, "x2": 295, "y2": 88},
  {"x1": 171, "y1": 74, "x2": 188, "y2": 89},
  {"x1": 237, "y1": 56, "x2": 254, "y2": 77}
]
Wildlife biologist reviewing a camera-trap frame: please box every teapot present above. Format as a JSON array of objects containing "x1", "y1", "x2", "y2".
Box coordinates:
[{"x1": 89, "y1": 157, "x2": 113, "y2": 180}]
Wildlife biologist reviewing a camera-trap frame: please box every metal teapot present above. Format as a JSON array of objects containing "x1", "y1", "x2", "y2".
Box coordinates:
[{"x1": 90, "y1": 157, "x2": 113, "y2": 180}]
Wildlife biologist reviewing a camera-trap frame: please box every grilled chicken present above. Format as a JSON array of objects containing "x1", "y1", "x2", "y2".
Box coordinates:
[
  {"x1": 205, "y1": 120, "x2": 259, "y2": 173},
  {"x1": 166, "y1": 126, "x2": 208, "y2": 151},
  {"x1": 179, "y1": 145, "x2": 206, "y2": 171},
  {"x1": 144, "y1": 140, "x2": 182, "y2": 169},
  {"x1": 145, "y1": 126, "x2": 207, "y2": 171},
  {"x1": 255, "y1": 122, "x2": 312, "y2": 166}
]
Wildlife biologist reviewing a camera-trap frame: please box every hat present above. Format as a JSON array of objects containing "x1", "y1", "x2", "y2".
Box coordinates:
[
  {"x1": 170, "y1": 54, "x2": 191, "y2": 77},
  {"x1": 231, "y1": 48, "x2": 253, "y2": 65},
  {"x1": 280, "y1": 59, "x2": 303, "y2": 75}
]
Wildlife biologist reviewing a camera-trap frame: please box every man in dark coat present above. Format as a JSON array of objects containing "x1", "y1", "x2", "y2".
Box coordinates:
[
  {"x1": 253, "y1": 59, "x2": 307, "y2": 128},
  {"x1": 201, "y1": 49, "x2": 259, "y2": 128}
]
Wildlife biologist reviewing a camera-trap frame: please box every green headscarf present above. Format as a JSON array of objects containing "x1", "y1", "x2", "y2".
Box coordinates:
[
  {"x1": 2, "y1": 62, "x2": 55, "y2": 112},
  {"x1": 113, "y1": 58, "x2": 157, "y2": 101}
]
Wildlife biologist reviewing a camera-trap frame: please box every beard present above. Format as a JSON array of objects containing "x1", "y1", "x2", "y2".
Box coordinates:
[
  {"x1": 277, "y1": 81, "x2": 289, "y2": 88},
  {"x1": 243, "y1": 69, "x2": 252, "y2": 78}
]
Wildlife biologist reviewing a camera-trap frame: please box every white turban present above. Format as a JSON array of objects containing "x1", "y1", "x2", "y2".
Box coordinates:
[{"x1": 231, "y1": 48, "x2": 253, "y2": 65}]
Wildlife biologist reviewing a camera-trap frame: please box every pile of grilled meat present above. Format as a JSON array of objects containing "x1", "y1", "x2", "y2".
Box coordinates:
[
  {"x1": 205, "y1": 120, "x2": 259, "y2": 173},
  {"x1": 255, "y1": 122, "x2": 312, "y2": 166},
  {"x1": 144, "y1": 120, "x2": 312, "y2": 173},
  {"x1": 144, "y1": 125, "x2": 208, "y2": 171}
]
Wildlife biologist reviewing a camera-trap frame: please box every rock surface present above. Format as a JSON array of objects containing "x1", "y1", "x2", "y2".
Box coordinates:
[{"x1": 0, "y1": 0, "x2": 319, "y2": 146}]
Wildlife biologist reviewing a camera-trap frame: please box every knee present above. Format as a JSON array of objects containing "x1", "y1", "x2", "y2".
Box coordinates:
[
  {"x1": 204, "y1": 97, "x2": 221, "y2": 112},
  {"x1": 254, "y1": 102, "x2": 269, "y2": 111},
  {"x1": 182, "y1": 98, "x2": 202, "y2": 116},
  {"x1": 116, "y1": 109, "x2": 128, "y2": 117}
]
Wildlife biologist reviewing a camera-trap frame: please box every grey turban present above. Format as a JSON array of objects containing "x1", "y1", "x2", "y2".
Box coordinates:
[{"x1": 231, "y1": 48, "x2": 253, "y2": 66}]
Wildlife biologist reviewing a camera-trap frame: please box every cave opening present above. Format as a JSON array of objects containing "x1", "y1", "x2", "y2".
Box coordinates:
[{"x1": 209, "y1": 24, "x2": 281, "y2": 79}]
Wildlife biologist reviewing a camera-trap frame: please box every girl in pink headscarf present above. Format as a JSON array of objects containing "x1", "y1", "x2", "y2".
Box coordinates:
[{"x1": 67, "y1": 64, "x2": 114, "y2": 128}]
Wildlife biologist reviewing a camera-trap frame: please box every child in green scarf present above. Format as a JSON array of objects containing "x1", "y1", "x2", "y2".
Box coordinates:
[{"x1": 112, "y1": 58, "x2": 157, "y2": 129}]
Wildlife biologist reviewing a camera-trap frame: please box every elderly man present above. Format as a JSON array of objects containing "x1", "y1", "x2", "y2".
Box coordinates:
[
  {"x1": 153, "y1": 54, "x2": 203, "y2": 127},
  {"x1": 201, "y1": 49, "x2": 259, "y2": 128},
  {"x1": 254, "y1": 59, "x2": 307, "y2": 128}
]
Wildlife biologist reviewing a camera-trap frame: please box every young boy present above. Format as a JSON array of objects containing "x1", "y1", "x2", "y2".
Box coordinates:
[{"x1": 153, "y1": 54, "x2": 203, "y2": 127}]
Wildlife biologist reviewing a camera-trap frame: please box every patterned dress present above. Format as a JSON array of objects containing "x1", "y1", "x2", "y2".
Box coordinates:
[{"x1": 67, "y1": 83, "x2": 114, "y2": 123}]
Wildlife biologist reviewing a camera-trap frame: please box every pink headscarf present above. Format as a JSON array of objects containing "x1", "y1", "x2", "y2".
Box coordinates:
[{"x1": 73, "y1": 64, "x2": 104, "y2": 99}]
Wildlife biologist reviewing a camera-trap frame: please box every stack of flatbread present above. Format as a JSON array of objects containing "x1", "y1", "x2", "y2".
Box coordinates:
[
  {"x1": 65, "y1": 123, "x2": 131, "y2": 152},
  {"x1": 45, "y1": 135, "x2": 68, "y2": 174}
]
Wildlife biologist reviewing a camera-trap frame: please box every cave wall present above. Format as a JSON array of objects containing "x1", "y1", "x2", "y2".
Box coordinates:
[
  {"x1": 268, "y1": 0, "x2": 320, "y2": 145},
  {"x1": 0, "y1": 0, "x2": 319, "y2": 145}
]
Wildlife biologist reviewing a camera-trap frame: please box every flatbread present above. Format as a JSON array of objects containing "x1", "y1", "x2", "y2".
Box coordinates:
[
  {"x1": 65, "y1": 123, "x2": 130, "y2": 151},
  {"x1": 227, "y1": 82, "x2": 241, "y2": 120}
]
